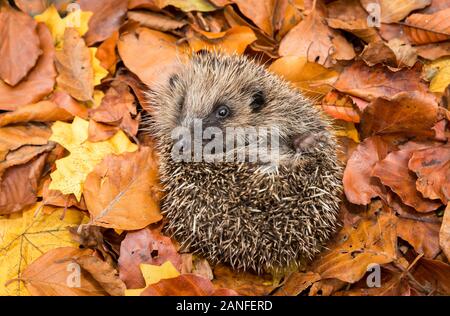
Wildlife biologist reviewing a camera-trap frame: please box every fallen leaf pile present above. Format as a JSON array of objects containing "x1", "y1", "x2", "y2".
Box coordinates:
[{"x1": 1, "y1": 0, "x2": 450, "y2": 296}]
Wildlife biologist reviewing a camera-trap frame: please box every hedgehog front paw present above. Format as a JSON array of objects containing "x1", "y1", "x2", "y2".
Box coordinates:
[{"x1": 293, "y1": 131, "x2": 328, "y2": 153}]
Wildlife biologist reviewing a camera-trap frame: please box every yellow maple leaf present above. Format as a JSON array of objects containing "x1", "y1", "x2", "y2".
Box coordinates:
[
  {"x1": 48, "y1": 117, "x2": 138, "y2": 201},
  {"x1": 0, "y1": 203, "x2": 88, "y2": 296},
  {"x1": 35, "y1": 4, "x2": 92, "y2": 49},
  {"x1": 125, "y1": 261, "x2": 180, "y2": 296}
]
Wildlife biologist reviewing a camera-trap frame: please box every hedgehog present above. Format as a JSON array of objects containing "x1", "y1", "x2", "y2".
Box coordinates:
[{"x1": 144, "y1": 52, "x2": 343, "y2": 274}]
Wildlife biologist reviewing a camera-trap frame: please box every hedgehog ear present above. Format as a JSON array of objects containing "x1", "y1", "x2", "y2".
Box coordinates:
[{"x1": 250, "y1": 90, "x2": 265, "y2": 111}]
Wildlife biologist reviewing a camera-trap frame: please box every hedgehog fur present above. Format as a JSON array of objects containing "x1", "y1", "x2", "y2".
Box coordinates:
[{"x1": 144, "y1": 52, "x2": 342, "y2": 274}]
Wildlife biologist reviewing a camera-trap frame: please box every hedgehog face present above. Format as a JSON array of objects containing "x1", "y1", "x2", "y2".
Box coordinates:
[{"x1": 150, "y1": 53, "x2": 332, "y2": 163}]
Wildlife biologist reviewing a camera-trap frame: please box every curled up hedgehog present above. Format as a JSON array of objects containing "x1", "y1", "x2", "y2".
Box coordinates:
[{"x1": 145, "y1": 52, "x2": 342, "y2": 274}]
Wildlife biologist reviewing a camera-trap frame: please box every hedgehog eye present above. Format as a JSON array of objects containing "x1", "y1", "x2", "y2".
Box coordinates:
[
  {"x1": 250, "y1": 91, "x2": 265, "y2": 111},
  {"x1": 216, "y1": 105, "x2": 230, "y2": 119},
  {"x1": 169, "y1": 74, "x2": 179, "y2": 88}
]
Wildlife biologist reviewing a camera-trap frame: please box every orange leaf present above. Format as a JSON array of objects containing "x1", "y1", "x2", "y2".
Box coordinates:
[
  {"x1": 83, "y1": 147, "x2": 163, "y2": 230},
  {"x1": 404, "y1": 8, "x2": 450, "y2": 45},
  {"x1": 55, "y1": 28, "x2": 94, "y2": 101},
  {"x1": 0, "y1": 23, "x2": 56, "y2": 110},
  {"x1": 343, "y1": 136, "x2": 390, "y2": 205},
  {"x1": 0, "y1": 6, "x2": 41, "y2": 86}
]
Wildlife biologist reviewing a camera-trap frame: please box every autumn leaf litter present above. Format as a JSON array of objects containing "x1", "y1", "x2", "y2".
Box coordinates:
[{"x1": 0, "y1": 0, "x2": 450, "y2": 296}]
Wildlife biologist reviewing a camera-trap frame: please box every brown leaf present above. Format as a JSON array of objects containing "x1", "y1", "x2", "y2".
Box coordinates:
[
  {"x1": 268, "y1": 56, "x2": 339, "y2": 97},
  {"x1": 0, "y1": 101, "x2": 73, "y2": 127},
  {"x1": 118, "y1": 227, "x2": 182, "y2": 289},
  {"x1": 118, "y1": 27, "x2": 188, "y2": 87},
  {"x1": 96, "y1": 31, "x2": 119, "y2": 73},
  {"x1": 55, "y1": 28, "x2": 93, "y2": 101},
  {"x1": 229, "y1": 0, "x2": 275, "y2": 36},
  {"x1": 279, "y1": 9, "x2": 355, "y2": 67},
  {"x1": 334, "y1": 62, "x2": 430, "y2": 101},
  {"x1": 83, "y1": 147, "x2": 163, "y2": 230},
  {"x1": 14, "y1": 0, "x2": 72, "y2": 15},
  {"x1": 88, "y1": 120, "x2": 119, "y2": 142},
  {"x1": 404, "y1": 8, "x2": 450, "y2": 45},
  {"x1": 397, "y1": 216, "x2": 441, "y2": 258},
  {"x1": 312, "y1": 212, "x2": 398, "y2": 283},
  {"x1": 309, "y1": 278, "x2": 347, "y2": 296},
  {"x1": 416, "y1": 42, "x2": 450, "y2": 60},
  {"x1": 334, "y1": 272, "x2": 410, "y2": 296},
  {"x1": 361, "y1": 92, "x2": 438, "y2": 137},
  {"x1": 273, "y1": 0, "x2": 303, "y2": 40},
  {"x1": 42, "y1": 179, "x2": 87, "y2": 210},
  {"x1": 0, "y1": 125, "x2": 51, "y2": 160},
  {"x1": 360, "y1": 39, "x2": 417, "y2": 69},
  {"x1": 89, "y1": 81, "x2": 136, "y2": 124},
  {"x1": 78, "y1": 0, "x2": 128, "y2": 46},
  {"x1": 141, "y1": 274, "x2": 237, "y2": 296},
  {"x1": 75, "y1": 255, "x2": 126, "y2": 296},
  {"x1": 50, "y1": 91, "x2": 89, "y2": 119},
  {"x1": 22, "y1": 247, "x2": 108, "y2": 296},
  {"x1": 440, "y1": 204, "x2": 450, "y2": 260},
  {"x1": 360, "y1": 0, "x2": 432, "y2": 23},
  {"x1": 0, "y1": 23, "x2": 56, "y2": 110},
  {"x1": 372, "y1": 143, "x2": 442, "y2": 213},
  {"x1": 343, "y1": 136, "x2": 391, "y2": 205},
  {"x1": 223, "y1": 5, "x2": 278, "y2": 57},
  {"x1": 273, "y1": 272, "x2": 321, "y2": 296},
  {"x1": 0, "y1": 143, "x2": 54, "y2": 177},
  {"x1": 0, "y1": 6, "x2": 41, "y2": 86},
  {"x1": 408, "y1": 145, "x2": 450, "y2": 203},
  {"x1": 411, "y1": 258, "x2": 450, "y2": 295},
  {"x1": 326, "y1": 0, "x2": 381, "y2": 43},
  {"x1": 0, "y1": 153, "x2": 48, "y2": 215},
  {"x1": 212, "y1": 264, "x2": 277, "y2": 296},
  {"x1": 128, "y1": 10, "x2": 187, "y2": 32},
  {"x1": 321, "y1": 91, "x2": 361, "y2": 123}
]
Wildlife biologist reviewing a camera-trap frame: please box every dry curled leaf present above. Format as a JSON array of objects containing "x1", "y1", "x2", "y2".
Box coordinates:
[
  {"x1": 74, "y1": 255, "x2": 126, "y2": 296},
  {"x1": 373, "y1": 143, "x2": 442, "y2": 213}
]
